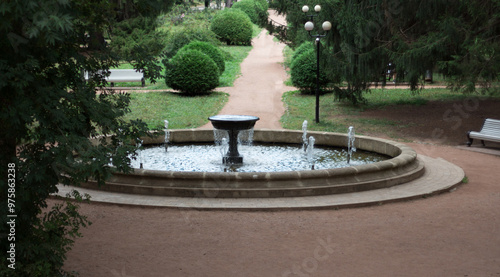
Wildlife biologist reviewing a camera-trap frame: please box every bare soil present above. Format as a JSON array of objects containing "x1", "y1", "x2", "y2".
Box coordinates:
[
  {"x1": 60, "y1": 12, "x2": 500, "y2": 277},
  {"x1": 358, "y1": 98, "x2": 500, "y2": 146}
]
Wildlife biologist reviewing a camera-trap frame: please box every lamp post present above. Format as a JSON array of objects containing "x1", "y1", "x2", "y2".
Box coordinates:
[{"x1": 302, "y1": 5, "x2": 331, "y2": 123}]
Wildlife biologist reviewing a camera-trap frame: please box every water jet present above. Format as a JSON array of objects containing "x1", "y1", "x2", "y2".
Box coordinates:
[{"x1": 208, "y1": 115, "x2": 259, "y2": 165}]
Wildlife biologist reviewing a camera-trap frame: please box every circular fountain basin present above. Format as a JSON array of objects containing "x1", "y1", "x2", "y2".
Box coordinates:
[{"x1": 82, "y1": 129, "x2": 424, "y2": 198}]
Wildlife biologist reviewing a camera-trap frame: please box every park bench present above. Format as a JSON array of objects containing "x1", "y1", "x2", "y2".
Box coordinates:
[
  {"x1": 467, "y1": 118, "x2": 500, "y2": 146},
  {"x1": 85, "y1": 69, "x2": 145, "y2": 87}
]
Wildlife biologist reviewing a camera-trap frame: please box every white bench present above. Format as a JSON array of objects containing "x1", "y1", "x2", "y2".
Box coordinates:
[
  {"x1": 467, "y1": 118, "x2": 500, "y2": 146},
  {"x1": 85, "y1": 69, "x2": 145, "y2": 87}
]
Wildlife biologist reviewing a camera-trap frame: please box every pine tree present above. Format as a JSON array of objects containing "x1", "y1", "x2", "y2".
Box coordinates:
[{"x1": 269, "y1": 0, "x2": 500, "y2": 103}]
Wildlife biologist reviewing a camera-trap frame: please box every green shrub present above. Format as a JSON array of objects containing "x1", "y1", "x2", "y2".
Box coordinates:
[
  {"x1": 232, "y1": 0, "x2": 269, "y2": 27},
  {"x1": 292, "y1": 41, "x2": 314, "y2": 62},
  {"x1": 164, "y1": 50, "x2": 220, "y2": 95},
  {"x1": 254, "y1": 1, "x2": 269, "y2": 27},
  {"x1": 231, "y1": 0, "x2": 259, "y2": 24},
  {"x1": 291, "y1": 49, "x2": 329, "y2": 93},
  {"x1": 110, "y1": 16, "x2": 166, "y2": 60},
  {"x1": 179, "y1": 41, "x2": 225, "y2": 74},
  {"x1": 210, "y1": 9, "x2": 253, "y2": 45},
  {"x1": 255, "y1": 0, "x2": 269, "y2": 10},
  {"x1": 163, "y1": 26, "x2": 220, "y2": 58}
]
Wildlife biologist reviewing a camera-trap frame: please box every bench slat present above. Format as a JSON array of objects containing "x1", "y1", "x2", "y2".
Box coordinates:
[
  {"x1": 84, "y1": 69, "x2": 145, "y2": 86},
  {"x1": 467, "y1": 118, "x2": 500, "y2": 146}
]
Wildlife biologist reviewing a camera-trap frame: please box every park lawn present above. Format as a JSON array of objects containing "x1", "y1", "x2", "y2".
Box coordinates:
[{"x1": 123, "y1": 90, "x2": 228, "y2": 130}]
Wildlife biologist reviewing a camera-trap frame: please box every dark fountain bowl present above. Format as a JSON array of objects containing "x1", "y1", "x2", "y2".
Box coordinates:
[{"x1": 208, "y1": 115, "x2": 260, "y2": 131}]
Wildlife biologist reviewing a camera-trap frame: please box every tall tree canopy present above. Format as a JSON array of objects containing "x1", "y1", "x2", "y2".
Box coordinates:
[
  {"x1": 0, "y1": 0, "x2": 173, "y2": 275},
  {"x1": 269, "y1": 0, "x2": 500, "y2": 103}
]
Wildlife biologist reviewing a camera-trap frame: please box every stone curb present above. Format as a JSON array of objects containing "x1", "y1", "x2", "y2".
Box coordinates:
[{"x1": 54, "y1": 155, "x2": 464, "y2": 210}]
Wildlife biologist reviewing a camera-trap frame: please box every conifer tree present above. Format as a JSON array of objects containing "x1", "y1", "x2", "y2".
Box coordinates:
[{"x1": 270, "y1": 0, "x2": 500, "y2": 103}]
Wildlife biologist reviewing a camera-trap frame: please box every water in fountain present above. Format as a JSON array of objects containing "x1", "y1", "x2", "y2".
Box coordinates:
[
  {"x1": 238, "y1": 128, "x2": 255, "y2": 146},
  {"x1": 302, "y1": 120, "x2": 308, "y2": 152},
  {"x1": 136, "y1": 139, "x2": 143, "y2": 169},
  {"x1": 306, "y1": 136, "x2": 315, "y2": 169},
  {"x1": 164, "y1": 120, "x2": 170, "y2": 151},
  {"x1": 213, "y1": 128, "x2": 229, "y2": 146},
  {"x1": 131, "y1": 143, "x2": 387, "y2": 173},
  {"x1": 347, "y1": 126, "x2": 356, "y2": 164},
  {"x1": 130, "y1": 116, "x2": 387, "y2": 173}
]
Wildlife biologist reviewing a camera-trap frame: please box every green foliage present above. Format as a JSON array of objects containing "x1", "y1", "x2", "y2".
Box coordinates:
[
  {"x1": 232, "y1": 0, "x2": 258, "y2": 24},
  {"x1": 162, "y1": 25, "x2": 220, "y2": 59},
  {"x1": 165, "y1": 49, "x2": 220, "y2": 94},
  {"x1": 290, "y1": 49, "x2": 329, "y2": 93},
  {"x1": 292, "y1": 41, "x2": 314, "y2": 61},
  {"x1": 109, "y1": 16, "x2": 167, "y2": 81},
  {"x1": 231, "y1": 0, "x2": 268, "y2": 26},
  {"x1": 0, "y1": 0, "x2": 172, "y2": 275},
  {"x1": 270, "y1": 0, "x2": 500, "y2": 103},
  {"x1": 180, "y1": 40, "x2": 225, "y2": 74},
  {"x1": 210, "y1": 8, "x2": 253, "y2": 45},
  {"x1": 254, "y1": 0, "x2": 270, "y2": 27}
]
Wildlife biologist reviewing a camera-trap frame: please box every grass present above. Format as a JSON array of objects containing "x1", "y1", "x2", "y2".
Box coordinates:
[{"x1": 123, "y1": 91, "x2": 228, "y2": 130}]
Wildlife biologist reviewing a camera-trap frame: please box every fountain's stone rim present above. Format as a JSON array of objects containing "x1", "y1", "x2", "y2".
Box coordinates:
[{"x1": 85, "y1": 129, "x2": 424, "y2": 198}]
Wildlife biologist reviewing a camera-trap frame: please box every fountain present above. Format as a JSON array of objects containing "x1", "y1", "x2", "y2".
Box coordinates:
[
  {"x1": 208, "y1": 115, "x2": 259, "y2": 164},
  {"x1": 82, "y1": 120, "x2": 428, "y2": 198}
]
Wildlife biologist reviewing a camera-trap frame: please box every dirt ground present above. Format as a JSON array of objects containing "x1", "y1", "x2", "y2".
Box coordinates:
[
  {"x1": 358, "y1": 98, "x2": 500, "y2": 146},
  {"x1": 60, "y1": 12, "x2": 500, "y2": 277}
]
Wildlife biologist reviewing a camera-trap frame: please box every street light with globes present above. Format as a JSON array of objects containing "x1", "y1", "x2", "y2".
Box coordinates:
[{"x1": 302, "y1": 4, "x2": 331, "y2": 123}]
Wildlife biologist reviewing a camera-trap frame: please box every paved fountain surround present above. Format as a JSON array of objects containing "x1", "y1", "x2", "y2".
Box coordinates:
[{"x1": 81, "y1": 129, "x2": 425, "y2": 198}]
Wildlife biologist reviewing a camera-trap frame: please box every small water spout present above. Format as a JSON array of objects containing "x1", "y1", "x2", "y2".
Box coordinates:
[
  {"x1": 306, "y1": 136, "x2": 315, "y2": 169},
  {"x1": 302, "y1": 120, "x2": 308, "y2": 152},
  {"x1": 347, "y1": 126, "x2": 356, "y2": 164},
  {"x1": 219, "y1": 137, "x2": 228, "y2": 160},
  {"x1": 137, "y1": 139, "x2": 144, "y2": 169},
  {"x1": 164, "y1": 120, "x2": 169, "y2": 152}
]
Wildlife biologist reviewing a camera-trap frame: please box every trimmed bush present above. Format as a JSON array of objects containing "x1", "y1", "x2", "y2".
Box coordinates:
[
  {"x1": 164, "y1": 50, "x2": 219, "y2": 95},
  {"x1": 231, "y1": 0, "x2": 259, "y2": 24},
  {"x1": 179, "y1": 41, "x2": 225, "y2": 74},
  {"x1": 210, "y1": 9, "x2": 253, "y2": 45},
  {"x1": 232, "y1": 0, "x2": 269, "y2": 27},
  {"x1": 291, "y1": 49, "x2": 329, "y2": 93},
  {"x1": 292, "y1": 41, "x2": 314, "y2": 62},
  {"x1": 254, "y1": 1, "x2": 269, "y2": 27},
  {"x1": 163, "y1": 26, "x2": 219, "y2": 58}
]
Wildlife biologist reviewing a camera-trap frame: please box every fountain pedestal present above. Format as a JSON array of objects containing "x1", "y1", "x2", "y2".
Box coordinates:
[{"x1": 208, "y1": 115, "x2": 259, "y2": 164}]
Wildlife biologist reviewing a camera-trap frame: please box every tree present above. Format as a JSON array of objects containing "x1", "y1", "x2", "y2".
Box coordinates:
[
  {"x1": 269, "y1": 0, "x2": 500, "y2": 103},
  {"x1": 0, "y1": 0, "x2": 173, "y2": 275}
]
